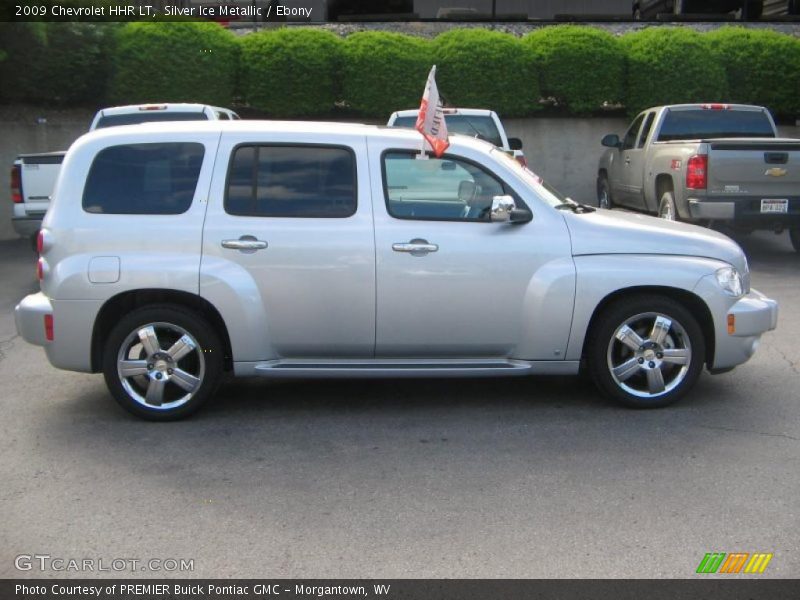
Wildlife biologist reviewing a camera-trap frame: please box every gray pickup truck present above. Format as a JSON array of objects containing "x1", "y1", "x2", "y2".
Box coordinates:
[{"x1": 597, "y1": 104, "x2": 800, "y2": 252}]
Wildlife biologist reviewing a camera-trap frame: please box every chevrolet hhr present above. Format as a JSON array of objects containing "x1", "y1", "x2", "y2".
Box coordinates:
[{"x1": 15, "y1": 121, "x2": 778, "y2": 420}]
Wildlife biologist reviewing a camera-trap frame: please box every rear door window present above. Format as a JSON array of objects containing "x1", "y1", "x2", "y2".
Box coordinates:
[
  {"x1": 82, "y1": 142, "x2": 205, "y2": 214},
  {"x1": 224, "y1": 145, "x2": 357, "y2": 218}
]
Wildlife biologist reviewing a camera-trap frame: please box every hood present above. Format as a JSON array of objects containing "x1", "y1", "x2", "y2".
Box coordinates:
[{"x1": 563, "y1": 209, "x2": 747, "y2": 273}]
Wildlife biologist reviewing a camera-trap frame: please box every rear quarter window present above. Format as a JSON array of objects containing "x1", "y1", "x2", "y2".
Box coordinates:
[{"x1": 82, "y1": 143, "x2": 205, "y2": 215}]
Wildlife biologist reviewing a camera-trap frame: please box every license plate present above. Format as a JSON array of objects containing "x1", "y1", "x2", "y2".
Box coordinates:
[{"x1": 761, "y1": 199, "x2": 788, "y2": 214}]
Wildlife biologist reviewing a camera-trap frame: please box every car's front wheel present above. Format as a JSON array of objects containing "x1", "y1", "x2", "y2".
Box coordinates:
[
  {"x1": 102, "y1": 305, "x2": 223, "y2": 420},
  {"x1": 588, "y1": 295, "x2": 706, "y2": 408},
  {"x1": 597, "y1": 174, "x2": 613, "y2": 209}
]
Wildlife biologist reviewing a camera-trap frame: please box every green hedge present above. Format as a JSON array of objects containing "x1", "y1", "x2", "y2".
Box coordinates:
[
  {"x1": 341, "y1": 32, "x2": 431, "y2": 117},
  {"x1": 239, "y1": 28, "x2": 342, "y2": 117},
  {"x1": 109, "y1": 21, "x2": 238, "y2": 106},
  {"x1": 707, "y1": 27, "x2": 800, "y2": 118},
  {"x1": 525, "y1": 25, "x2": 624, "y2": 115},
  {"x1": 2, "y1": 23, "x2": 800, "y2": 120},
  {"x1": 433, "y1": 29, "x2": 539, "y2": 117},
  {"x1": 622, "y1": 28, "x2": 729, "y2": 116},
  {"x1": 0, "y1": 23, "x2": 117, "y2": 106}
]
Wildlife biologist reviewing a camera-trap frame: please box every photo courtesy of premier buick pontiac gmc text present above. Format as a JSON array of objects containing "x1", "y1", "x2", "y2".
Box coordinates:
[{"x1": 14, "y1": 121, "x2": 778, "y2": 420}]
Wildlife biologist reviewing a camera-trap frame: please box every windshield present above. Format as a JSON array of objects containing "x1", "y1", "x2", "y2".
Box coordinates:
[
  {"x1": 657, "y1": 109, "x2": 775, "y2": 141},
  {"x1": 392, "y1": 114, "x2": 504, "y2": 148},
  {"x1": 491, "y1": 148, "x2": 571, "y2": 208},
  {"x1": 95, "y1": 112, "x2": 209, "y2": 129}
]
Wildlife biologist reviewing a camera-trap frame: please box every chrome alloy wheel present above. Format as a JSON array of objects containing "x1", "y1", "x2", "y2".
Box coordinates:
[
  {"x1": 659, "y1": 198, "x2": 675, "y2": 221},
  {"x1": 116, "y1": 322, "x2": 205, "y2": 410},
  {"x1": 606, "y1": 312, "x2": 691, "y2": 399}
]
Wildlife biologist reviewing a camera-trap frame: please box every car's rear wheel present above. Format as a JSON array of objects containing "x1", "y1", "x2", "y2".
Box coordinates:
[
  {"x1": 597, "y1": 174, "x2": 613, "y2": 209},
  {"x1": 588, "y1": 295, "x2": 706, "y2": 408},
  {"x1": 658, "y1": 190, "x2": 678, "y2": 221},
  {"x1": 102, "y1": 305, "x2": 223, "y2": 420},
  {"x1": 790, "y1": 228, "x2": 800, "y2": 253}
]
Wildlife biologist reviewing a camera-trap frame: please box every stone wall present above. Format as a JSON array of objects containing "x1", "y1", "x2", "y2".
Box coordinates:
[{"x1": 1, "y1": 106, "x2": 797, "y2": 240}]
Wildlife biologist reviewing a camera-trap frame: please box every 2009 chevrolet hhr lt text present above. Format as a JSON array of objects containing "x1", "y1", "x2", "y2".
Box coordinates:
[{"x1": 15, "y1": 121, "x2": 778, "y2": 420}]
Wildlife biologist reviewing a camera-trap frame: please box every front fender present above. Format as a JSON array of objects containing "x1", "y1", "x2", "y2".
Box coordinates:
[{"x1": 565, "y1": 254, "x2": 726, "y2": 361}]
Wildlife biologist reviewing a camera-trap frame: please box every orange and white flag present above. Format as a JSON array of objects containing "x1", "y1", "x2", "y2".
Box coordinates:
[{"x1": 415, "y1": 65, "x2": 449, "y2": 157}]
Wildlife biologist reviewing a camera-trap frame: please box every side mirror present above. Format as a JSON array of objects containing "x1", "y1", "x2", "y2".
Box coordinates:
[
  {"x1": 509, "y1": 207, "x2": 533, "y2": 223},
  {"x1": 490, "y1": 195, "x2": 514, "y2": 222},
  {"x1": 508, "y1": 137, "x2": 524, "y2": 151},
  {"x1": 601, "y1": 134, "x2": 621, "y2": 149},
  {"x1": 490, "y1": 195, "x2": 531, "y2": 223}
]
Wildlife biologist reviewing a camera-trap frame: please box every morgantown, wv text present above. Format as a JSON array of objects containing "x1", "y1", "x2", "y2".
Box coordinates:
[{"x1": 16, "y1": 583, "x2": 392, "y2": 597}]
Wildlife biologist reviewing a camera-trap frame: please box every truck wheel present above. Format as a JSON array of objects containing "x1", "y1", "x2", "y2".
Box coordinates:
[
  {"x1": 658, "y1": 190, "x2": 678, "y2": 221},
  {"x1": 744, "y1": 0, "x2": 763, "y2": 19},
  {"x1": 790, "y1": 228, "x2": 800, "y2": 253},
  {"x1": 588, "y1": 295, "x2": 705, "y2": 409},
  {"x1": 597, "y1": 175, "x2": 614, "y2": 209},
  {"x1": 102, "y1": 305, "x2": 223, "y2": 421}
]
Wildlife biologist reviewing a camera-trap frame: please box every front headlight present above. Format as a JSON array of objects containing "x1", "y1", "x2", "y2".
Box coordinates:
[{"x1": 716, "y1": 266, "x2": 744, "y2": 297}]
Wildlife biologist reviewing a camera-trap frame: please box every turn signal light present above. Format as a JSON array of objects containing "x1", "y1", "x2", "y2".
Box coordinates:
[
  {"x1": 727, "y1": 314, "x2": 736, "y2": 335},
  {"x1": 44, "y1": 314, "x2": 54, "y2": 341},
  {"x1": 36, "y1": 257, "x2": 45, "y2": 281}
]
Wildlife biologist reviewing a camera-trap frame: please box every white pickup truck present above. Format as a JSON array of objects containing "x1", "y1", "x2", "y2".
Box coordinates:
[
  {"x1": 11, "y1": 103, "x2": 239, "y2": 245},
  {"x1": 388, "y1": 108, "x2": 528, "y2": 167}
]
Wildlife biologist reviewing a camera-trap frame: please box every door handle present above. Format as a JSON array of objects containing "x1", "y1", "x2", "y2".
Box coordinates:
[
  {"x1": 221, "y1": 236, "x2": 268, "y2": 251},
  {"x1": 392, "y1": 239, "x2": 438, "y2": 256}
]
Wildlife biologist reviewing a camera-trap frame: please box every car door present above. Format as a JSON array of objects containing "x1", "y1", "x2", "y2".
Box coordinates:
[
  {"x1": 368, "y1": 141, "x2": 574, "y2": 359},
  {"x1": 610, "y1": 113, "x2": 645, "y2": 209},
  {"x1": 201, "y1": 131, "x2": 375, "y2": 361},
  {"x1": 624, "y1": 111, "x2": 656, "y2": 211}
]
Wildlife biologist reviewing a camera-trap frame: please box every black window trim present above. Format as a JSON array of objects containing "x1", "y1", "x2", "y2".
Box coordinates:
[
  {"x1": 81, "y1": 141, "x2": 206, "y2": 216},
  {"x1": 380, "y1": 148, "x2": 528, "y2": 224},
  {"x1": 223, "y1": 142, "x2": 358, "y2": 219}
]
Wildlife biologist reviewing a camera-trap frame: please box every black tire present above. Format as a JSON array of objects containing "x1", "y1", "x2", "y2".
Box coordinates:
[
  {"x1": 658, "y1": 189, "x2": 679, "y2": 221},
  {"x1": 102, "y1": 305, "x2": 223, "y2": 421},
  {"x1": 744, "y1": 0, "x2": 763, "y2": 19},
  {"x1": 597, "y1": 174, "x2": 614, "y2": 209},
  {"x1": 587, "y1": 295, "x2": 706, "y2": 409},
  {"x1": 790, "y1": 228, "x2": 800, "y2": 253}
]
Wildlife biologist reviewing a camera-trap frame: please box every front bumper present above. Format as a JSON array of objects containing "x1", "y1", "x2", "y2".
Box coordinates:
[{"x1": 692, "y1": 281, "x2": 779, "y2": 371}]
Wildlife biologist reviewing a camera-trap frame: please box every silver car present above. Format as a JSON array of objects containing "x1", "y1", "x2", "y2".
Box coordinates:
[{"x1": 15, "y1": 121, "x2": 778, "y2": 420}]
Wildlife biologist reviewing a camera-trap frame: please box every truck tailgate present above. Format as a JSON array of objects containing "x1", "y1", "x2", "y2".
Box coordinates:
[
  {"x1": 19, "y1": 152, "x2": 65, "y2": 216},
  {"x1": 708, "y1": 139, "x2": 800, "y2": 198}
]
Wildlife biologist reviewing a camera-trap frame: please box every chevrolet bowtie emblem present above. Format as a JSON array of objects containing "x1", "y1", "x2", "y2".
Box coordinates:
[{"x1": 765, "y1": 167, "x2": 787, "y2": 177}]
